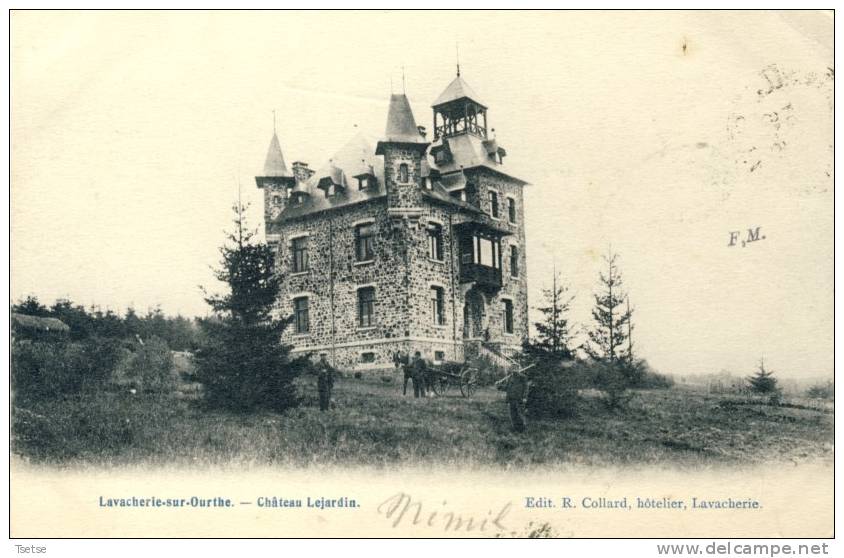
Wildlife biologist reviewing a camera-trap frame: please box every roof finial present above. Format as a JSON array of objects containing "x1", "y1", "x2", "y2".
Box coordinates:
[
  {"x1": 456, "y1": 42, "x2": 461, "y2": 77},
  {"x1": 272, "y1": 109, "x2": 276, "y2": 135},
  {"x1": 402, "y1": 65, "x2": 406, "y2": 94},
  {"x1": 390, "y1": 74, "x2": 394, "y2": 94}
]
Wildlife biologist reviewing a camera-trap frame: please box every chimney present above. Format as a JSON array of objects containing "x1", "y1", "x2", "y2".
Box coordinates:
[{"x1": 292, "y1": 161, "x2": 314, "y2": 183}]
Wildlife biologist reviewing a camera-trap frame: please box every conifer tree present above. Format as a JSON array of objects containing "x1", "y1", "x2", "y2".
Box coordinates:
[
  {"x1": 195, "y1": 202, "x2": 297, "y2": 411},
  {"x1": 747, "y1": 358, "x2": 778, "y2": 394},
  {"x1": 586, "y1": 248, "x2": 632, "y2": 363},
  {"x1": 524, "y1": 268, "x2": 575, "y2": 361}
]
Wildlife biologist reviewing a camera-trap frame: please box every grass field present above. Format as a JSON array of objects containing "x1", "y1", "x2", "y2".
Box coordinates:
[{"x1": 12, "y1": 374, "x2": 834, "y2": 468}]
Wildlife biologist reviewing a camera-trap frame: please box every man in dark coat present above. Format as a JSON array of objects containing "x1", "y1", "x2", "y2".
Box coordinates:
[
  {"x1": 316, "y1": 353, "x2": 336, "y2": 411},
  {"x1": 410, "y1": 351, "x2": 427, "y2": 399},
  {"x1": 501, "y1": 367, "x2": 530, "y2": 432}
]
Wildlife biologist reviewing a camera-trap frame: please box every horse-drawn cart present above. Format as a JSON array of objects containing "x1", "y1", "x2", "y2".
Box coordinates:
[{"x1": 428, "y1": 363, "x2": 479, "y2": 398}]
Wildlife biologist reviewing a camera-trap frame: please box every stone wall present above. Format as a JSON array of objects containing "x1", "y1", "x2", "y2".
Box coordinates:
[{"x1": 269, "y1": 167, "x2": 528, "y2": 371}]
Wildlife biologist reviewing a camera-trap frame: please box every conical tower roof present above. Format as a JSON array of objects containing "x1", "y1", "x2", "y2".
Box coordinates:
[
  {"x1": 262, "y1": 133, "x2": 293, "y2": 177},
  {"x1": 383, "y1": 94, "x2": 426, "y2": 144},
  {"x1": 433, "y1": 75, "x2": 486, "y2": 108}
]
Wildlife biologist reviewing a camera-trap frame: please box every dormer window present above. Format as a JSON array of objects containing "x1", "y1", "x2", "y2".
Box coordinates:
[
  {"x1": 424, "y1": 177, "x2": 433, "y2": 190},
  {"x1": 435, "y1": 150, "x2": 449, "y2": 165},
  {"x1": 358, "y1": 176, "x2": 369, "y2": 190},
  {"x1": 398, "y1": 163, "x2": 409, "y2": 183}
]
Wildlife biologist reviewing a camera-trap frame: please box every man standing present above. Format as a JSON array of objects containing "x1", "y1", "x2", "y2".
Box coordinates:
[
  {"x1": 410, "y1": 351, "x2": 427, "y2": 399},
  {"x1": 395, "y1": 351, "x2": 412, "y2": 396},
  {"x1": 501, "y1": 367, "x2": 530, "y2": 432},
  {"x1": 316, "y1": 353, "x2": 335, "y2": 411}
]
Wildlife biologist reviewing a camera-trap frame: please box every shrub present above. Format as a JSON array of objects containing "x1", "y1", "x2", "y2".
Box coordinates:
[
  {"x1": 525, "y1": 358, "x2": 585, "y2": 419},
  {"x1": 590, "y1": 360, "x2": 633, "y2": 409},
  {"x1": 806, "y1": 381, "x2": 834, "y2": 400},
  {"x1": 11, "y1": 337, "x2": 125, "y2": 401},
  {"x1": 115, "y1": 336, "x2": 175, "y2": 393},
  {"x1": 468, "y1": 354, "x2": 509, "y2": 386}
]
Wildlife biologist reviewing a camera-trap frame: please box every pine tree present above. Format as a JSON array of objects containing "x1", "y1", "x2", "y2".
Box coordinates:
[
  {"x1": 747, "y1": 358, "x2": 778, "y2": 394},
  {"x1": 195, "y1": 202, "x2": 297, "y2": 412},
  {"x1": 524, "y1": 267, "x2": 575, "y2": 361},
  {"x1": 522, "y1": 268, "x2": 583, "y2": 419},
  {"x1": 586, "y1": 248, "x2": 632, "y2": 363}
]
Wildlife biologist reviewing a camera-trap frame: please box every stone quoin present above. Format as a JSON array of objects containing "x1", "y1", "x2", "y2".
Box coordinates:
[{"x1": 255, "y1": 72, "x2": 529, "y2": 371}]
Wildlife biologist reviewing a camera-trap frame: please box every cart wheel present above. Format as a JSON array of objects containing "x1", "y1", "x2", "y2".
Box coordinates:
[
  {"x1": 436, "y1": 377, "x2": 450, "y2": 395},
  {"x1": 460, "y1": 368, "x2": 477, "y2": 398},
  {"x1": 430, "y1": 376, "x2": 442, "y2": 396}
]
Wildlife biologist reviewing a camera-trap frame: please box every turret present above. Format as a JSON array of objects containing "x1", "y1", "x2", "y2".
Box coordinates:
[
  {"x1": 255, "y1": 131, "x2": 296, "y2": 223},
  {"x1": 431, "y1": 75, "x2": 488, "y2": 140},
  {"x1": 375, "y1": 94, "x2": 429, "y2": 218}
]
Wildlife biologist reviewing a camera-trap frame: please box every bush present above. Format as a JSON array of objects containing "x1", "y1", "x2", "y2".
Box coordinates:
[
  {"x1": 525, "y1": 358, "x2": 585, "y2": 419},
  {"x1": 806, "y1": 381, "x2": 834, "y2": 400},
  {"x1": 628, "y1": 359, "x2": 674, "y2": 389},
  {"x1": 12, "y1": 337, "x2": 125, "y2": 401},
  {"x1": 468, "y1": 354, "x2": 509, "y2": 386},
  {"x1": 591, "y1": 360, "x2": 633, "y2": 409},
  {"x1": 114, "y1": 336, "x2": 175, "y2": 393}
]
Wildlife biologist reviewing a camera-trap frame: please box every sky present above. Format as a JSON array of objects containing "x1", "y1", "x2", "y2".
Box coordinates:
[{"x1": 11, "y1": 11, "x2": 833, "y2": 378}]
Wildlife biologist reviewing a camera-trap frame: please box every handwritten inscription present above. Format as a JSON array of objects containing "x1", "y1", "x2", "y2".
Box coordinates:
[
  {"x1": 728, "y1": 226, "x2": 765, "y2": 248},
  {"x1": 377, "y1": 492, "x2": 511, "y2": 532}
]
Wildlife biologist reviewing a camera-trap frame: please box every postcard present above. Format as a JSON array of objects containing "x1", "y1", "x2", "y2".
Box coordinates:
[{"x1": 9, "y1": 9, "x2": 834, "y2": 539}]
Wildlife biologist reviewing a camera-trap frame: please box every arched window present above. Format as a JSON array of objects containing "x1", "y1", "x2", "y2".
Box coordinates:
[{"x1": 398, "y1": 163, "x2": 409, "y2": 183}]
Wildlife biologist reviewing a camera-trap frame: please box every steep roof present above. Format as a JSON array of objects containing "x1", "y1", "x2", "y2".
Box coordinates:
[
  {"x1": 262, "y1": 133, "x2": 293, "y2": 177},
  {"x1": 433, "y1": 75, "x2": 487, "y2": 108},
  {"x1": 430, "y1": 135, "x2": 527, "y2": 185},
  {"x1": 277, "y1": 133, "x2": 386, "y2": 223},
  {"x1": 382, "y1": 94, "x2": 426, "y2": 144}
]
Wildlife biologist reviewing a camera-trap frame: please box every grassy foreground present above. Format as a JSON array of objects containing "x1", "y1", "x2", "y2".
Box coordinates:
[{"x1": 12, "y1": 374, "x2": 833, "y2": 468}]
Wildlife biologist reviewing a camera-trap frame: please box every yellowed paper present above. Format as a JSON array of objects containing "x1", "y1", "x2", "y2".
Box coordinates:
[{"x1": 10, "y1": 10, "x2": 833, "y2": 539}]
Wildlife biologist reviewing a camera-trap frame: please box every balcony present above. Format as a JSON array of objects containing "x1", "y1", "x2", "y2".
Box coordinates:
[{"x1": 460, "y1": 262, "x2": 502, "y2": 289}]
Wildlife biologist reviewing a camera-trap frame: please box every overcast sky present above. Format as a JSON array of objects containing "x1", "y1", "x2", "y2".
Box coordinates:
[{"x1": 11, "y1": 11, "x2": 833, "y2": 378}]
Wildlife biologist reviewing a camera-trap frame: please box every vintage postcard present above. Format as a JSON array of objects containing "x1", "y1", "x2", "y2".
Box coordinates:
[{"x1": 9, "y1": 10, "x2": 834, "y2": 539}]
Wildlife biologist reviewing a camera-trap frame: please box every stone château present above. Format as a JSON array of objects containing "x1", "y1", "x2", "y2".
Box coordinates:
[{"x1": 255, "y1": 72, "x2": 529, "y2": 370}]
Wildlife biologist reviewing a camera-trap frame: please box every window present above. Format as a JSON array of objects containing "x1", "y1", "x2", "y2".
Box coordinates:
[
  {"x1": 476, "y1": 237, "x2": 500, "y2": 269},
  {"x1": 293, "y1": 297, "x2": 309, "y2": 334},
  {"x1": 431, "y1": 286, "x2": 445, "y2": 326},
  {"x1": 434, "y1": 351, "x2": 445, "y2": 362},
  {"x1": 489, "y1": 191, "x2": 499, "y2": 218},
  {"x1": 427, "y1": 224, "x2": 443, "y2": 261},
  {"x1": 508, "y1": 198, "x2": 516, "y2": 223},
  {"x1": 358, "y1": 176, "x2": 368, "y2": 190},
  {"x1": 291, "y1": 237, "x2": 309, "y2": 273},
  {"x1": 355, "y1": 223, "x2": 375, "y2": 261},
  {"x1": 510, "y1": 246, "x2": 519, "y2": 277},
  {"x1": 435, "y1": 150, "x2": 449, "y2": 164},
  {"x1": 361, "y1": 352, "x2": 376, "y2": 363},
  {"x1": 450, "y1": 189, "x2": 465, "y2": 202},
  {"x1": 503, "y1": 299, "x2": 514, "y2": 334},
  {"x1": 460, "y1": 235, "x2": 474, "y2": 265},
  {"x1": 358, "y1": 287, "x2": 375, "y2": 327},
  {"x1": 398, "y1": 163, "x2": 409, "y2": 183},
  {"x1": 272, "y1": 194, "x2": 283, "y2": 206}
]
